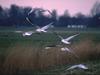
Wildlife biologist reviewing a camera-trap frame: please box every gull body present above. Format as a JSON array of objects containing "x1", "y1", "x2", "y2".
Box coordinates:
[
  {"x1": 26, "y1": 16, "x2": 53, "y2": 33},
  {"x1": 62, "y1": 39, "x2": 70, "y2": 44},
  {"x1": 36, "y1": 28, "x2": 47, "y2": 33},
  {"x1": 45, "y1": 44, "x2": 60, "y2": 50},
  {"x1": 61, "y1": 47, "x2": 79, "y2": 58},
  {"x1": 45, "y1": 47, "x2": 51, "y2": 49},
  {"x1": 58, "y1": 34, "x2": 79, "y2": 45},
  {"x1": 35, "y1": 22, "x2": 53, "y2": 33},
  {"x1": 22, "y1": 31, "x2": 34, "y2": 36},
  {"x1": 61, "y1": 47, "x2": 70, "y2": 52},
  {"x1": 66, "y1": 64, "x2": 88, "y2": 70},
  {"x1": 14, "y1": 30, "x2": 34, "y2": 36},
  {"x1": 20, "y1": 22, "x2": 53, "y2": 36},
  {"x1": 55, "y1": 33, "x2": 79, "y2": 58},
  {"x1": 26, "y1": 17, "x2": 54, "y2": 35}
]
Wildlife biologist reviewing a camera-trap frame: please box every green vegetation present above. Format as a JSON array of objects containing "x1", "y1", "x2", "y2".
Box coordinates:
[{"x1": 0, "y1": 27, "x2": 100, "y2": 75}]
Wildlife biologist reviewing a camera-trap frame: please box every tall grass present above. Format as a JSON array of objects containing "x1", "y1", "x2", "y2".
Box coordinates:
[
  {"x1": 1, "y1": 38, "x2": 100, "y2": 74},
  {"x1": 74, "y1": 38, "x2": 100, "y2": 61},
  {"x1": 0, "y1": 30, "x2": 100, "y2": 74}
]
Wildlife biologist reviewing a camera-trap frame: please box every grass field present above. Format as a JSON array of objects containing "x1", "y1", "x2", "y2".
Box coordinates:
[{"x1": 0, "y1": 27, "x2": 100, "y2": 75}]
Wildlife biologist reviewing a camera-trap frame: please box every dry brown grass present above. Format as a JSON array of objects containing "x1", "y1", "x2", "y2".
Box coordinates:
[
  {"x1": 3, "y1": 43, "x2": 40, "y2": 74},
  {"x1": 2, "y1": 39, "x2": 100, "y2": 74},
  {"x1": 95, "y1": 43, "x2": 100, "y2": 53},
  {"x1": 71, "y1": 38, "x2": 100, "y2": 61}
]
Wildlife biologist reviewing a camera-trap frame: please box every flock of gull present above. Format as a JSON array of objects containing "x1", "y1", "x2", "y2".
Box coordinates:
[{"x1": 14, "y1": 9, "x2": 88, "y2": 71}]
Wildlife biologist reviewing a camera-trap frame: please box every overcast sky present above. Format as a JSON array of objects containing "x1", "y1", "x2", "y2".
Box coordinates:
[{"x1": 0, "y1": 0, "x2": 100, "y2": 15}]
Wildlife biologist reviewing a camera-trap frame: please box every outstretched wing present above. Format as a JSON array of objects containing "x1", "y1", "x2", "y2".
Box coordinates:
[
  {"x1": 65, "y1": 34, "x2": 79, "y2": 41},
  {"x1": 28, "y1": 9, "x2": 34, "y2": 15},
  {"x1": 26, "y1": 17, "x2": 34, "y2": 26},
  {"x1": 46, "y1": 10, "x2": 53, "y2": 16},
  {"x1": 66, "y1": 64, "x2": 88, "y2": 70},
  {"x1": 66, "y1": 65, "x2": 78, "y2": 70},
  {"x1": 26, "y1": 17, "x2": 40, "y2": 28},
  {"x1": 41, "y1": 22, "x2": 54, "y2": 30}
]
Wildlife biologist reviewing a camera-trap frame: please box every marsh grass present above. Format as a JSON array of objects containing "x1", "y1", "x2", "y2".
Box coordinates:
[
  {"x1": 71, "y1": 39, "x2": 95, "y2": 60},
  {"x1": 2, "y1": 38, "x2": 100, "y2": 74},
  {"x1": 0, "y1": 30, "x2": 100, "y2": 74}
]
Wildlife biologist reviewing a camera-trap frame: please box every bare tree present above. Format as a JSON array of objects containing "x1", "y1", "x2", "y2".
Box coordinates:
[
  {"x1": 74, "y1": 12, "x2": 85, "y2": 18},
  {"x1": 51, "y1": 9, "x2": 59, "y2": 21},
  {"x1": 91, "y1": 1, "x2": 100, "y2": 16},
  {"x1": 63, "y1": 10, "x2": 70, "y2": 17}
]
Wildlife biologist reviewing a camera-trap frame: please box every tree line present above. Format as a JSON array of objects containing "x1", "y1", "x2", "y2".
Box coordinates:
[{"x1": 0, "y1": 1, "x2": 100, "y2": 28}]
